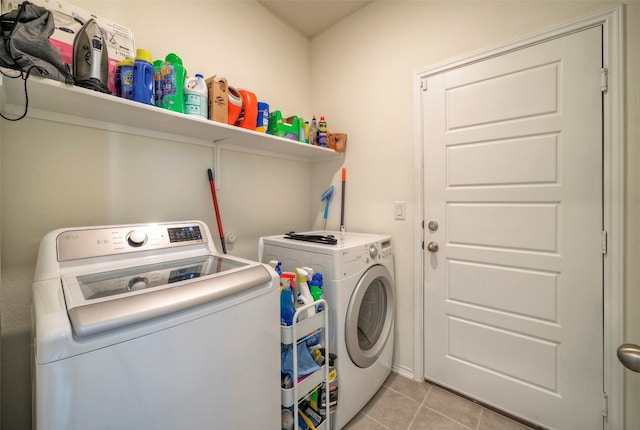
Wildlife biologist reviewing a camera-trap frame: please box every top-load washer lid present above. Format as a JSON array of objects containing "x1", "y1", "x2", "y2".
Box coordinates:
[{"x1": 61, "y1": 254, "x2": 273, "y2": 337}]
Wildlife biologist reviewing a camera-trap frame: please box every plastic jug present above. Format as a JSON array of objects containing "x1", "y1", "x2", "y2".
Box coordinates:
[
  {"x1": 132, "y1": 49, "x2": 154, "y2": 105},
  {"x1": 256, "y1": 102, "x2": 269, "y2": 133},
  {"x1": 185, "y1": 74, "x2": 208, "y2": 119},
  {"x1": 153, "y1": 59, "x2": 163, "y2": 107},
  {"x1": 161, "y1": 53, "x2": 186, "y2": 113},
  {"x1": 227, "y1": 86, "x2": 243, "y2": 125},
  {"x1": 237, "y1": 89, "x2": 258, "y2": 130},
  {"x1": 114, "y1": 58, "x2": 134, "y2": 100}
]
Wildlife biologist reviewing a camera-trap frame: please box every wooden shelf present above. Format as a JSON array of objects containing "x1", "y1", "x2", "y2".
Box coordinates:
[{"x1": 0, "y1": 74, "x2": 343, "y2": 162}]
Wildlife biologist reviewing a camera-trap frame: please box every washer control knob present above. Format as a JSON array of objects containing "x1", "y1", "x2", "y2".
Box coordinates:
[
  {"x1": 127, "y1": 276, "x2": 149, "y2": 291},
  {"x1": 127, "y1": 230, "x2": 147, "y2": 247},
  {"x1": 369, "y1": 245, "x2": 378, "y2": 259}
]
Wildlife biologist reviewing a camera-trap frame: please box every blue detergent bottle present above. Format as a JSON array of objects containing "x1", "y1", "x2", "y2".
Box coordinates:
[
  {"x1": 132, "y1": 49, "x2": 154, "y2": 105},
  {"x1": 280, "y1": 273, "x2": 296, "y2": 326}
]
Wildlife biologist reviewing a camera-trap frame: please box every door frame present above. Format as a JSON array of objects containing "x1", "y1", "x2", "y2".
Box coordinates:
[{"x1": 412, "y1": 6, "x2": 624, "y2": 428}]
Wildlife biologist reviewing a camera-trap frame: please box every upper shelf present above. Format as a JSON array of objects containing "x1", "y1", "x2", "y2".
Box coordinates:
[{"x1": 0, "y1": 73, "x2": 342, "y2": 162}]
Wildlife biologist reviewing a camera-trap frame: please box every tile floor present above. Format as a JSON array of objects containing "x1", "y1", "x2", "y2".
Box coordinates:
[{"x1": 342, "y1": 372, "x2": 539, "y2": 430}]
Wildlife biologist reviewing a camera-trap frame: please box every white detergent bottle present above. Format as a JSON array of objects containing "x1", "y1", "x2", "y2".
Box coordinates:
[
  {"x1": 184, "y1": 73, "x2": 208, "y2": 119},
  {"x1": 296, "y1": 267, "x2": 316, "y2": 320}
]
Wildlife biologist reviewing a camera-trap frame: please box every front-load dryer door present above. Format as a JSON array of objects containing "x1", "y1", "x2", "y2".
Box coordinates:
[{"x1": 345, "y1": 264, "x2": 395, "y2": 368}]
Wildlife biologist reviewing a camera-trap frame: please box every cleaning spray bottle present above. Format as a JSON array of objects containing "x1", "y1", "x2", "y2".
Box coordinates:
[
  {"x1": 295, "y1": 267, "x2": 316, "y2": 320},
  {"x1": 280, "y1": 272, "x2": 296, "y2": 326},
  {"x1": 309, "y1": 272, "x2": 325, "y2": 312},
  {"x1": 269, "y1": 260, "x2": 282, "y2": 276}
]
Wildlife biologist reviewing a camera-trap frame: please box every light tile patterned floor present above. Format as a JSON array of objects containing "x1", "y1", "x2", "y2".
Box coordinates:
[{"x1": 342, "y1": 372, "x2": 539, "y2": 430}]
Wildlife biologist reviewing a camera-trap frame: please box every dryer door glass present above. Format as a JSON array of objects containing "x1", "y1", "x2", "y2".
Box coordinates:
[{"x1": 346, "y1": 264, "x2": 395, "y2": 368}]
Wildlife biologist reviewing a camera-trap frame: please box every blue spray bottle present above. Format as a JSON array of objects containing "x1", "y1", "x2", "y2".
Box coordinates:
[{"x1": 280, "y1": 273, "x2": 296, "y2": 326}]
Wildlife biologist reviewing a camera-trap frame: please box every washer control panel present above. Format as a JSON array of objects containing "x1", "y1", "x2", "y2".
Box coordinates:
[
  {"x1": 56, "y1": 222, "x2": 208, "y2": 262},
  {"x1": 367, "y1": 238, "x2": 393, "y2": 262}
]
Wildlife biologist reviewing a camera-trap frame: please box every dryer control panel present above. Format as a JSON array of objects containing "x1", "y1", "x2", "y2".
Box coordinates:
[{"x1": 56, "y1": 221, "x2": 209, "y2": 262}]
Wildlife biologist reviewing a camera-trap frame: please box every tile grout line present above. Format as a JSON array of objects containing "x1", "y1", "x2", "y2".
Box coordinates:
[
  {"x1": 476, "y1": 408, "x2": 484, "y2": 430},
  {"x1": 405, "y1": 384, "x2": 432, "y2": 429}
]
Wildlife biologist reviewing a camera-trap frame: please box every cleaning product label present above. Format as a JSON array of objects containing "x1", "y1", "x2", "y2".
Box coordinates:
[{"x1": 184, "y1": 75, "x2": 208, "y2": 119}]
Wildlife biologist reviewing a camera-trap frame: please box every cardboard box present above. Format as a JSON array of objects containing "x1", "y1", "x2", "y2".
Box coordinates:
[
  {"x1": 206, "y1": 76, "x2": 228, "y2": 124},
  {"x1": 1, "y1": 0, "x2": 135, "y2": 93}
]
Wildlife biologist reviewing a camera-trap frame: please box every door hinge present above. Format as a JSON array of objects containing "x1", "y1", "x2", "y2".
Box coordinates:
[
  {"x1": 600, "y1": 68, "x2": 608, "y2": 93},
  {"x1": 601, "y1": 230, "x2": 608, "y2": 255},
  {"x1": 602, "y1": 392, "x2": 609, "y2": 418},
  {"x1": 421, "y1": 78, "x2": 428, "y2": 92}
]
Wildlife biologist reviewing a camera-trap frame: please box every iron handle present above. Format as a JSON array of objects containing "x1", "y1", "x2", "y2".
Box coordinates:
[
  {"x1": 617, "y1": 344, "x2": 640, "y2": 372},
  {"x1": 427, "y1": 241, "x2": 439, "y2": 252}
]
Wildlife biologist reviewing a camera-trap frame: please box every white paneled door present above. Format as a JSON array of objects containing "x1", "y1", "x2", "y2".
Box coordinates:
[{"x1": 422, "y1": 27, "x2": 604, "y2": 429}]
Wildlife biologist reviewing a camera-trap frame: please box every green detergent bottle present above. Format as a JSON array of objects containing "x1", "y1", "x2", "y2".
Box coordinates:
[{"x1": 161, "y1": 53, "x2": 186, "y2": 113}]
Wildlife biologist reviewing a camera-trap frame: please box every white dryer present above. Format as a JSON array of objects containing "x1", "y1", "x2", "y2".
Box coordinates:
[
  {"x1": 259, "y1": 231, "x2": 395, "y2": 429},
  {"x1": 32, "y1": 221, "x2": 281, "y2": 430}
]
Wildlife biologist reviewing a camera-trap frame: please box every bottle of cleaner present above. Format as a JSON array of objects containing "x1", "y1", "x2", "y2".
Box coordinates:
[
  {"x1": 295, "y1": 267, "x2": 316, "y2": 320},
  {"x1": 256, "y1": 102, "x2": 269, "y2": 132},
  {"x1": 153, "y1": 59, "x2": 163, "y2": 107},
  {"x1": 269, "y1": 260, "x2": 282, "y2": 276},
  {"x1": 132, "y1": 49, "x2": 154, "y2": 105},
  {"x1": 184, "y1": 74, "x2": 208, "y2": 119},
  {"x1": 161, "y1": 53, "x2": 186, "y2": 113},
  {"x1": 318, "y1": 116, "x2": 328, "y2": 147},
  {"x1": 114, "y1": 58, "x2": 134, "y2": 100},
  {"x1": 309, "y1": 115, "x2": 318, "y2": 145},
  {"x1": 280, "y1": 273, "x2": 296, "y2": 326},
  {"x1": 309, "y1": 272, "x2": 325, "y2": 312}
]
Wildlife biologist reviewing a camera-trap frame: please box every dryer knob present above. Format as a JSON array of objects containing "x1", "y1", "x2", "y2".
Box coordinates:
[
  {"x1": 369, "y1": 245, "x2": 378, "y2": 259},
  {"x1": 127, "y1": 230, "x2": 147, "y2": 247}
]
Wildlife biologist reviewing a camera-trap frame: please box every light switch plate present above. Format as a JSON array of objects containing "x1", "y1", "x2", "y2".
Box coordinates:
[{"x1": 394, "y1": 201, "x2": 406, "y2": 220}]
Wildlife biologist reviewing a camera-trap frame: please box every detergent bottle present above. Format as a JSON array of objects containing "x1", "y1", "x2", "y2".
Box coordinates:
[
  {"x1": 237, "y1": 89, "x2": 258, "y2": 130},
  {"x1": 161, "y1": 53, "x2": 186, "y2": 113},
  {"x1": 114, "y1": 58, "x2": 134, "y2": 100},
  {"x1": 280, "y1": 273, "x2": 296, "y2": 326},
  {"x1": 153, "y1": 59, "x2": 163, "y2": 107},
  {"x1": 295, "y1": 267, "x2": 316, "y2": 320},
  {"x1": 184, "y1": 74, "x2": 208, "y2": 119},
  {"x1": 132, "y1": 49, "x2": 154, "y2": 105}
]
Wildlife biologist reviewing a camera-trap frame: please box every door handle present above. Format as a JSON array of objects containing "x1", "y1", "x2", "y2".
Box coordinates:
[
  {"x1": 617, "y1": 344, "x2": 640, "y2": 372},
  {"x1": 426, "y1": 241, "x2": 439, "y2": 252}
]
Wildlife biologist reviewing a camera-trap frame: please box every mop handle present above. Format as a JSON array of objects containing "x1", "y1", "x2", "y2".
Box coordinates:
[
  {"x1": 207, "y1": 169, "x2": 227, "y2": 254},
  {"x1": 340, "y1": 168, "x2": 346, "y2": 232}
]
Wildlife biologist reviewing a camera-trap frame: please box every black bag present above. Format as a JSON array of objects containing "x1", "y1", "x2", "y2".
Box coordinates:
[{"x1": 0, "y1": 1, "x2": 72, "y2": 83}]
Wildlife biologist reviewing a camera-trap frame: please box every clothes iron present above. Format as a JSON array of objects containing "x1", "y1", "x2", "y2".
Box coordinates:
[{"x1": 72, "y1": 18, "x2": 110, "y2": 93}]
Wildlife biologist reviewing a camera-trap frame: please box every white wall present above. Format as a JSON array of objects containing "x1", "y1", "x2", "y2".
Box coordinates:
[{"x1": 309, "y1": 0, "x2": 640, "y2": 428}]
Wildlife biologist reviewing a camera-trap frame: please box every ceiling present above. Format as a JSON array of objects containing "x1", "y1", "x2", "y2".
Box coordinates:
[{"x1": 257, "y1": 0, "x2": 373, "y2": 38}]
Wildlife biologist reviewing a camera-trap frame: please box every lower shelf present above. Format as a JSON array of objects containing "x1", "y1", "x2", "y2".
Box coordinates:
[{"x1": 281, "y1": 364, "x2": 326, "y2": 408}]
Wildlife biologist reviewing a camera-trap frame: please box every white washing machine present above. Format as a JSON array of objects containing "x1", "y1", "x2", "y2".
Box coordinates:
[
  {"x1": 259, "y1": 231, "x2": 395, "y2": 429},
  {"x1": 32, "y1": 220, "x2": 281, "y2": 430}
]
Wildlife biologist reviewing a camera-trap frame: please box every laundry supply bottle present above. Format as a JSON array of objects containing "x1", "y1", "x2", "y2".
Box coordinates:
[
  {"x1": 237, "y1": 89, "x2": 258, "y2": 130},
  {"x1": 318, "y1": 116, "x2": 328, "y2": 147},
  {"x1": 295, "y1": 267, "x2": 316, "y2": 320},
  {"x1": 114, "y1": 58, "x2": 134, "y2": 100},
  {"x1": 256, "y1": 102, "x2": 269, "y2": 133},
  {"x1": 280, "y1": 273, "x2": 296, "y2": 326},
  {"x1": 153, "y1": 59, "x2": 163, "y2": 107},
  {"x1": 269, "y1": 260, "x2": 283, "y2": 276},
  {"x1": 132, "y1": 49, "x2": 155, "y2": 105},
  {"x1": 184, "y1": 74, "x2": 208, "y2": 119},
  {"x1": 161, "y1": 53, "x2": 186, "y2": 113},
  {"x1": 309, "y1": 272, "x2": 325, "y2": 312},
  {"x1": 309, "y1": 115, "x2": 318, "y2": 145}
]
